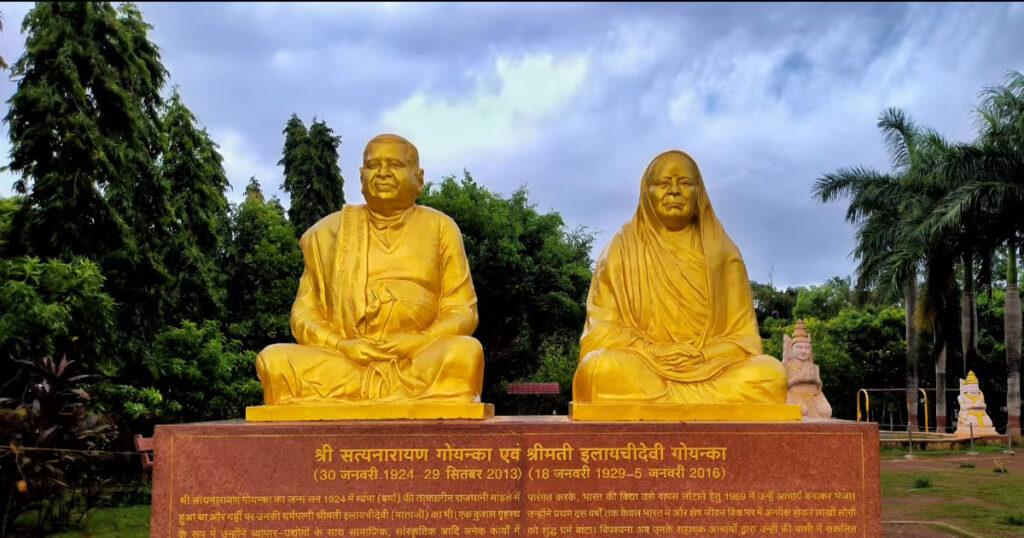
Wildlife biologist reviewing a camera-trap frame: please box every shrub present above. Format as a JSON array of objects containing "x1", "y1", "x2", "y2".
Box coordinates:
[
  {"x1": 912, "y1": 476, "x2": 933, "y2": 489},
  {"x1": 95, "y1": 320, "x2": 262, "y2": 429},
  {"x1": 0, "y1": 257, "x2": 115, "y2": 402},
  {"x1": 0, "y1": 356, "x2": 115, "y2": 535}
]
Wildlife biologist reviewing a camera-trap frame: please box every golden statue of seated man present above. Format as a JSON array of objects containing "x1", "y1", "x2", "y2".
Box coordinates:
[
  {"x1": 571, "y1": 150, "x2": 796, "y2": 421},
  {"x1": 250, "y1": 134, "x2": 487, "y2": 419}
]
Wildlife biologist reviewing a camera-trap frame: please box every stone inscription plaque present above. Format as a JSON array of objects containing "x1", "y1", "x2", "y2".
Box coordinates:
[{"x1": 151, "y1": 417, "x2": 879, "y2": 537}]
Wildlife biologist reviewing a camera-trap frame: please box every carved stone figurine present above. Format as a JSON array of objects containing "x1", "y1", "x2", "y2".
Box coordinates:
[
  {"x1": 782, "y1": 320, "x2": 832, "y2": 419},
  {"x1": 954, "y1": 371, "x2": 998, "y2": 439},
  {"x1": 248, "y1": 134, "x2": 489, "y2": 420},
  {"x1": 570, "y1": 150, "x2": 797, "y2": 421}
]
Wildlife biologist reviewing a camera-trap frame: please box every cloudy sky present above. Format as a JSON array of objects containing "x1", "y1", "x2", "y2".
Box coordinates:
[{"x1": 1, "y1": 2, "x2": 1022, "y2": 287}]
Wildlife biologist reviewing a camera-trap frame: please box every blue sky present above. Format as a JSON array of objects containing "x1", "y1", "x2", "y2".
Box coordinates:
[{"x1": 1, "y1": 2, "x2": 1022, "y2": 287}]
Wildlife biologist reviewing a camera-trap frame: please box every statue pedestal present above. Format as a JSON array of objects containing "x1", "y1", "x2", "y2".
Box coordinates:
[
  {"x1": 569, "y1": 402, "x2": 801, "y2": 421},
  {"x1": 246, "y1": 402, "x2": 495, "y2": 422},
  {"x1": 152, "y1": 417, "x2": 880, "y2": 537}
]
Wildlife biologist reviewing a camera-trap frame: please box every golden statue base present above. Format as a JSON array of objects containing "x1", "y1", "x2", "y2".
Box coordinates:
[
  {"x1": 245, "y1": 402, "x2": 495, "y2": 422},
  {"x1": 569, "y1": 402, "x2": 801, "y2": 422}
]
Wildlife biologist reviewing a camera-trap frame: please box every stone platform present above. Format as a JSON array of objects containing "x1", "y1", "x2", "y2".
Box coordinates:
[
  {"x1": 247, "y1": 402, "x2": 495, "y2": 422},
  {"x1": 152, "y1": 417, "x2": 880, "y2": 537}
]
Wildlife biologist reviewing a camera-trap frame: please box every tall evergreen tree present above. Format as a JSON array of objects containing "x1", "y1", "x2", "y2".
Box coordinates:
[
  {"x1": 160, "y1": 89, "x2": 230, "y2": 323},
  {"x1": 305, "y1": 119, "x2": 346, "y2": 221},
  {"x1": 279, "y1": 115, "x2": 345, "y2": 233},
  {"x1": 4, "y1": 2, "x2": 171, "y2": 344},
  {"x1": 279, "y1": 115, "x2": 312, "y2": 228},
  {"x1": 225, "y1": 178, "x2": 304, "y2": 351}
]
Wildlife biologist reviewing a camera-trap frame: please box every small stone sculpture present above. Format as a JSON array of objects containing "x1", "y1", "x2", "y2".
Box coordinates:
[
  {"x1": 782, "y1": 320, "x2": 832, "y2": 419},
  {"x1": 954, "y1": 371, "x2": 998, "y2": 439}
]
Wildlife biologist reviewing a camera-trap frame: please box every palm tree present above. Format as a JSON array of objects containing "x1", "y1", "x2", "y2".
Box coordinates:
[
  {"x1": 814, "y1": 109, "x2": 923, "y2": 430},
  {"x1": 878, "y1": 113, "x2": 974, "y2": 432},
  {"x1": 817, "y1": 108, "x2": 972, "y2": 431},
  {"x1": 927, "y1": 71, "x2": 1024, "y2": 437}
]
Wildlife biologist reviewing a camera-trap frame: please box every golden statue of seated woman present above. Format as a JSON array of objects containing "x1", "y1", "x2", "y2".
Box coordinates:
[
  {"x1": 246, "y1": 134, "x2": 491, "y2": 421},
  {"x1": 570, "y1": 150, "x2": 799, "y2": 421}
]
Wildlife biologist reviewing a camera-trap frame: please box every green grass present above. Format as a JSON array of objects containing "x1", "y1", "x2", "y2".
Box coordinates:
[
  {"x1": 881, "y1": 464, "x2": 1024, "y2": 536},
  {"x1": 880, "y1": 442, "x2": 1012, "y2": 459},
  {"x1": 46, "y1": 505, "x2": 150, "y2": 538}
]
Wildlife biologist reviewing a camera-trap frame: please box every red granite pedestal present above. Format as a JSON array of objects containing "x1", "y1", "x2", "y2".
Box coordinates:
[{"x1": 151, "y1": 417, "x2": 880, "y2": 537}]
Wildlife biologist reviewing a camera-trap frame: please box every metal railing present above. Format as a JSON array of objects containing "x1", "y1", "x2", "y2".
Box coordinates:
[{"x1": 855, "y1": 387, "x2": 978, "y2": 432}]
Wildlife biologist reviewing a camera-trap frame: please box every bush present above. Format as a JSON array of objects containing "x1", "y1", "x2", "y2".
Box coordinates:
[
  {"x1": 94, "y1": 480, "x2": 152, "y2": 508},
  {"x1": 1001, "y1": 512, "x2": 1024, "y2": 527},
  {"x1": 96, "y1": 321, "x2": 262, "y2": 428},
  {"x1": 0, "y1": 257, "x2": 115, "y2": 402},
  {"x1": 912, "y1": 476, "x2": 933, "y2": 489},
  {"x1": 0, "y1": 356, "x2": 116, "y2": 535},
  {"x1": 762, "y1": 306, "x2": 907, "y2": 420}
]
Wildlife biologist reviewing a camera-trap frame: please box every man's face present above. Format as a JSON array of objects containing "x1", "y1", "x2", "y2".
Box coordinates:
[
  {"x1": 360, "y1": 141, "x2": 423, "y2": 211},
  {"x1": 647, "y1": 156, "x2": 698, "y2": 231}
]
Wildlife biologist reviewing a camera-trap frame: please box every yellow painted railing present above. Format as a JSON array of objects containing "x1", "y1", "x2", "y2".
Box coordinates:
[
  {"x1": 855, "y1": 388, "x2": 930, "y2": 432},
  {"x1": 919, "y1": 388, "x2": 929, "y2": 432},
  {"x1": 856, "y1": 389, "x2": 869, "y2": 422}
]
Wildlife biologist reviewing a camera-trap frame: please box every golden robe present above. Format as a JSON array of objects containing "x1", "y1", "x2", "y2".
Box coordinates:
[
  {"x1": 256, "y1": 204, "x2": 484, "y2": 405},
  {"x1": 572, "y1": 154, "x2": 787, "y2": 405}
]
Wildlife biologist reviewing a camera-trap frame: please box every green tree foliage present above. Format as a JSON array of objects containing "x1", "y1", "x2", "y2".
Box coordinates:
[
  {"x1": 140, "y1": 321, "x2": 261, "y2": 424},
  {"x1": 279, "y1": 115, "x2": 345, "y2": 234},
  {"x1": 793, "y1": 276, "x2": 854, "y2": 321},
  {"x1": 4, "y1": 2, "x2": 172, "y2": 349},
  {"x1": 418, "y1": 172, "x2": 594, "y2": 409},
  {"x1": 750, "y1": 280, "x2": 799, "y2": 329},
  {"x1": 0, "y1": 196, "x2": 20, "y2": 253},
  {"x1": 225, "y1": 178, "x2": 304, "y2": 351},
  {"x1": 160, "y1": 89, "x2": 230, "y2": 323},
  {"x1": 525, "y1": 335, "x2": 580, "y2": 414},
  {"x1": 763, "y1": 307, "x2": 908, "y2": 420},
  {"x1": 0, "y1": 257, "x2": 115, "y2": 401}
]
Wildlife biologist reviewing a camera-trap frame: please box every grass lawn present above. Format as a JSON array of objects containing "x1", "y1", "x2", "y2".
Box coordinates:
[
  {"x1": 881, "y1": 448, "x2": 1024, "y2": 537},
  {"x1": 28, "y1": 505, "x2": 150, "y2": 538}
]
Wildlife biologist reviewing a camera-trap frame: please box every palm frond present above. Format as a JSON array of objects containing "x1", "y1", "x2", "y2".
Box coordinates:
[{"x1": 877, "y1": 107, "x2": 918, "y2": 172}]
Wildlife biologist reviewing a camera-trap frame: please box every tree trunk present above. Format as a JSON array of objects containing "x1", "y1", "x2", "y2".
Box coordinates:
[
  {"x1": 961, "y1": 250, "x2": 977, "y2": 377},
  {"x1": 1006, "y1": 245, "x2": 1021, "y2": 438},
  {"x1": 906, "y1": 276, "x2": 920, "y2": 431},
  {"x1": 935, "y1": 337, "x2": 947, "y2": 432}
]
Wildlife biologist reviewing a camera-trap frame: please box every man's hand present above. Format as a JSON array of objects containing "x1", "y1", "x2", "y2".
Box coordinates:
[
  {"x1": 645, "y1": 340, "x2": 704, "y2": 369},
  {"x1": 372, "y1": 333, "x2": 434, "y2": 359},
  {"x1": 336, "y1": 339, "x2": 396, "y2": 364}
]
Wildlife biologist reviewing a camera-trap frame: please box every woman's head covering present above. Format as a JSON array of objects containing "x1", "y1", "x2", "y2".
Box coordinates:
[{"x1": 579, "y1": 150, "x2": 763, "y2": 382}]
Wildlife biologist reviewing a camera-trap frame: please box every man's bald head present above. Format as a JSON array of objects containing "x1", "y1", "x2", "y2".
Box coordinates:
[
  {"x1": 363, "y1": 134, "x2": 420, "y2": 169},
  {"x1": 360, "y1": 134, "x2": 424, "y2": 214}
]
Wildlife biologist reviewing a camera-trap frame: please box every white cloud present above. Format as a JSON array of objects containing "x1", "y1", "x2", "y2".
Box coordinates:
[
  {"x1": 2, "y1": 3, "x2": 1022, "y2": 287},
  {"x1": 379, "y1": 53, "x2": 589, "y2": 169},
  {"x1": 601, "y1": 20, "x2": 679, "y2": 76},
  {"x1": 211, "y1": 128, "x2": 282, "y2": 205}
]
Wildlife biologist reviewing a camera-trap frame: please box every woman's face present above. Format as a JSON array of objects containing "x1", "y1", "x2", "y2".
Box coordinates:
[{"x1": 647, "y1": 155, "x2": 698, "y2": 231}]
